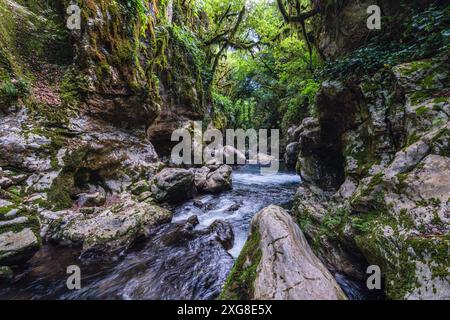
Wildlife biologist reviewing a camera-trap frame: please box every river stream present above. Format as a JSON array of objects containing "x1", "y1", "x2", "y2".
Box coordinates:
[{"x1": 0, "y1": 166, "x2": 368, "y2": 300}]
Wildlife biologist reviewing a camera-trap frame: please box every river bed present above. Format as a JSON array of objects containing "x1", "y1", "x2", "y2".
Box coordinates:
[{"x1": 0, "y1": 166, "x2": 368, "y2": 300}]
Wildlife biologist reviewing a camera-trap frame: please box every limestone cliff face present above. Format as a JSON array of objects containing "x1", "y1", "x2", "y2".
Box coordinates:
[
  {"x1": 293, "y1": 55, "x2": 449, "y2": 299},
  {"x1": 313, "y1": 0, "x2": 437, "y2": 60},
  {"x1": 70, "y1": 0, "x2": 209, "y2": 140}
]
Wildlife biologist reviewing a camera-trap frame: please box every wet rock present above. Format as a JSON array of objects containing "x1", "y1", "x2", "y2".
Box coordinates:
[
  {"x1": 194, "y1": 165, "x2": 233, "y2": 194},
  {"x1": 0, "y1": 266, "x2": 13, "y2": 280},
  {"x1": 151, "y1": 168, "x2": 196, "y2": 204},
  {"x1": 203, "y1": 165, "x2": 232, "y2": 194},
  {"x1": 0, "y1": 110, "x2": 53, "y2": 173},
  {"x1": 0, "y1": 228, "x2": 41, "y2": 266},
  {"x1": 221, "y1": 205, "x2": 347, "y2": 300},
  {"x1": 285, "y1": 142, "x2": 300, "y2": 169},
  {"x1": 187, "y1": 215, "x2": 200, "y2": 226},
  {"x1": 161, "y1": 217, "x2": 199, "y2": 246},
  {"x1": 44, "y1": 194, "x2": 173, "y2": 254},
  {"x1": 207, "y1": 220, "x2": 234, "y2": 251},
  {"x1": 130, "y1": 180, "x2": 151, "y2": 196}
]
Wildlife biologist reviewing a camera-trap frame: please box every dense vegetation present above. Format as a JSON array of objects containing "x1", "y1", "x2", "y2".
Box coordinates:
[{"x1": 199, "y1": 0, "x2": 449, "y2": 138}]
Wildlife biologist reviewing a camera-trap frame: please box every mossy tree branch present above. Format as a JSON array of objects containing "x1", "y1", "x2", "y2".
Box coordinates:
[{"x1": 276, "y1": 0, "x2": 321, "y2": 69}]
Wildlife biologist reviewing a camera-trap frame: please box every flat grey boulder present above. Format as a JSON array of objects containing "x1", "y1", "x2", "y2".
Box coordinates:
[{"x1": 221, "y1": 205, "x2": 347, "y2": 300}]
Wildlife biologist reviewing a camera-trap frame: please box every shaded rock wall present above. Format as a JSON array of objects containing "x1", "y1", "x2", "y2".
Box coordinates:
[
  {"x1": 313, "y1": 0, "x2": 438, "y2": 60},
  {"x1": 293, "y1": 54, "x2": 450, "y2": 299}
]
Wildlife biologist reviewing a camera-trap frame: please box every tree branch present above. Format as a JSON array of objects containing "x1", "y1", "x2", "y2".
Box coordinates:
[{"x1": 276, "y1": 0, "x2": 320, "y2": 23}]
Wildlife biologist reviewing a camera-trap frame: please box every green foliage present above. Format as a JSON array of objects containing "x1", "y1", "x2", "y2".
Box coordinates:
[
  {"x1": 208, "y1": 0, "x2": 321, "y2": 132},
  {"x1": 0, "y1": 77, "x2": 30, "y2": 107}
]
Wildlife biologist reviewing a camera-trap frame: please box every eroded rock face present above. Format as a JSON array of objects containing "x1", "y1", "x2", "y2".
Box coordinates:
[
  {"x1": 285, "y1": 142, "x2": 300, "y2": 169},
  {"x1": 0, "y1": 266, "x2": 13, "y2": 280},
  {"x1": 314, "y1": 0, "x2": 434, "y2": 60},
  {"x1": 151, "y1": 168, "x2": 196, "y2": 204},
  {"x1": 194, "y1": 165, "x2": 233, "y2": 194},
  {"x1": 221, "y1": 205, "x2": 347, "y2": 300},
  {"x1": 40, "y1": 193, "x2": 172, "y2": 255},
  {"x1": 0, "y1": 228, "x2": 40, "y2": 266},
  {"x1": 293, "y1": 55, "x2": 450, "y2": 300},
  {"x1": 74, "y1": 1, "x2": 207, "y2": 132}
]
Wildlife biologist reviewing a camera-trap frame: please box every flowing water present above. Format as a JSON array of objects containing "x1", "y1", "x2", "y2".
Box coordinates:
[{"x1": 0, "y1": 166, "x2": 368, "y2": 300}]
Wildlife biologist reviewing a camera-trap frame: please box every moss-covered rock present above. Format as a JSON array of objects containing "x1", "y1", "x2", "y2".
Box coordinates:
[
  {"x1": 220, "y1": 223, "x2": 262, "y2": 300},
  {"x1": 221, "y1": 205, "x2": 347, "y2": 300},
  {"x1": 293, "y1": 53, "x2": 450, "y2": 299}
]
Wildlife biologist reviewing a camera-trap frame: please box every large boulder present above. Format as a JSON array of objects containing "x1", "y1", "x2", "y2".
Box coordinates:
[
  {"x1": 221, "y1": 205, "x2": 347, "y2": 300},
  {"x1": 0, "y1": 228, "x2": 41, "y2": 266},
  {"x1": 0, "y1": 266, "x2": 13, "y2": 280},
  {"x1": 314, "y1": 0, "x2": 434, "y2": 60},
  {"x1": 41, "y1": 193, "x2": 172, "y2": 255},
  {"x1": 151, "y1": 168, "x2": 196, "y2": 204},
  {"x1": 194, "y1": 165, "x2": 233, "y2": 194}
]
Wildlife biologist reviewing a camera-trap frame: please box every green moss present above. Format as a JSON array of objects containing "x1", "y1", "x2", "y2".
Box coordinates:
[
  {"x1": 47, "y1": 146, "x2": 90, "y2": 210},
  {"x1": 219, "y1": 228, "x2": 262, "y2": 300},
  {"x1": 352, "y1": 207, "x2": 449, "y2": 299},
  {"x1": 369, "y1": 172, "x2": 385, "y2": 189},
  {"x1": 398, "y1": 209, "x2": 415, "y2": 229},
  {"x1": 415, "y1": 105, "x2": 430, "y2": 116},
  {"x1": 407, "y1": 235, "x2": 450, "y2": 281},
  {"x1": 400, "y1": 60, "x2": 434, "y2": 76},
  {"x1": 320, "y1": 207, "x2": 349, "y2": 239}
]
